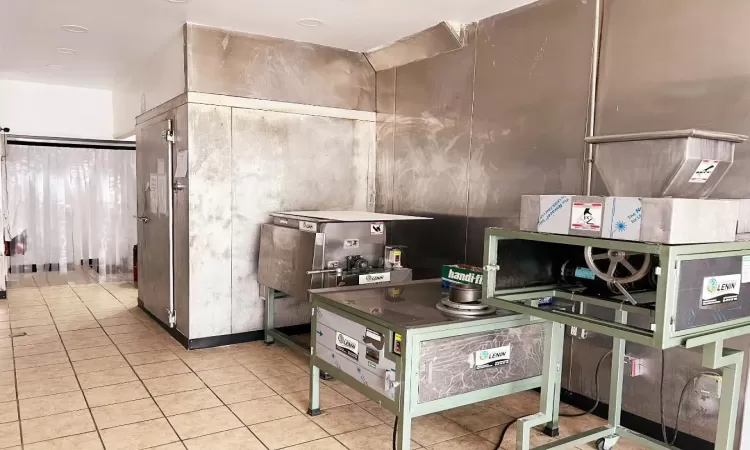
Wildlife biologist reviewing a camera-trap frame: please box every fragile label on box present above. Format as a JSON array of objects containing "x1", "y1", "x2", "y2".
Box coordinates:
[
  {"x1": 570, "y1": 202, "x2": 602, "y2": 231},
  {"x1": 690, "y1": 160, "x2": 719, "y2": 183}
]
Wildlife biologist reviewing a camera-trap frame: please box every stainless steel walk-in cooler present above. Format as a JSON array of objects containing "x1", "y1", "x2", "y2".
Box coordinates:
[{"x1": 307, "y1": 279, "x2": 562, "y2": 450}]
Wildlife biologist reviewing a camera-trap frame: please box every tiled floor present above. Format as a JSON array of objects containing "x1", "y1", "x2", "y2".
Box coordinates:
[{"x1": 0, "y1": 278, "x2": 648, "y2": 450}]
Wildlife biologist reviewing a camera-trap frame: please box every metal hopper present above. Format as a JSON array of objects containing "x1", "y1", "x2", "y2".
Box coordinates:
[{"x1": 586, "y1": 129, "x2": 748, "y2": 198}]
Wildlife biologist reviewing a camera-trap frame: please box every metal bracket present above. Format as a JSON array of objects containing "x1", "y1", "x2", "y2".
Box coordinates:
[
  {"x1": 166, "y1": 309, "x2": 176, "y2": 328},
  {"x1": 162, "y1": 129, "x2": 175, "y2": 143}
]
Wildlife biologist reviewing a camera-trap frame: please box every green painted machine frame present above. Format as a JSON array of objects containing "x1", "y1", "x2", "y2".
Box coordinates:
[
  {"x1": 482, "y1": 228, "x2": 749, "y2": 450},
  {"x1": 308, "y1": 287, "x2": 565, "y2": 450}
]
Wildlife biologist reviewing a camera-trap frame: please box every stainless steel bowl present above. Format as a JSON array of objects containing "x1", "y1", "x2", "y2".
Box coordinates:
[{"x1": 448, "y1": 283, "x2": 482, "y2": 304}]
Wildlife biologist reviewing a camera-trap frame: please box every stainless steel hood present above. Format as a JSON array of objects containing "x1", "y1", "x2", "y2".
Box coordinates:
[{"x1": 586, "y1": 129, "x2": 748, "y2": 198}]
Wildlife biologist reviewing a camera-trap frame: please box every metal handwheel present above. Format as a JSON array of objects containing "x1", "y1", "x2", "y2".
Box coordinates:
[{"x1": 583, "y1": 247, "x2": 651, "y2": 304}]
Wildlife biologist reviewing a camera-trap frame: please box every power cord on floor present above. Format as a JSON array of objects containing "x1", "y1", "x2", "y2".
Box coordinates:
[
  {"x1": 659, "y1": 349, "x2": 720, "y2": 448},
  {"x1": 393, "y1": 416, "x2": 398, "y2": 450},
  {"x1": 493, "y1": 350, "x2": 612, "y2": 450}
]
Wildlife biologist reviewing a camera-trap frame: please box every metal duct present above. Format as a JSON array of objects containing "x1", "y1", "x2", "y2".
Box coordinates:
[{"x1": 365, "y1": 22, "x2": 467, "y2": 72}]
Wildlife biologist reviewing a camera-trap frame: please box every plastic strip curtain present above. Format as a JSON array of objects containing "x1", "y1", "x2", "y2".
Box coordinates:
[{"x1": 5, "y1": 144, "x2": 136, "y2": 274}]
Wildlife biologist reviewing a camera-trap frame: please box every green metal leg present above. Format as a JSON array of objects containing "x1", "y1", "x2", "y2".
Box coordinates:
[
  {"x1": 701, "y1": 340, "x2": 744, "y2": 450},
  {"x1": 308, "y1": 365, "x2": 321, "y2": 416},
  {"x1": 396, "y1": 335, "x2": 414, "y2": 450},
  {"x1": 608, "y1": 310, "x2": 627, "y2": 429},
  {"x1": 544, "y1": 323, "x2": 564, "y2": 437},
  {"x1": 263, "y1": 286, "x2": 275, "y2": 345},
  {"x1": 518, "y1": 321, "x2": 565, "y2": 450}
]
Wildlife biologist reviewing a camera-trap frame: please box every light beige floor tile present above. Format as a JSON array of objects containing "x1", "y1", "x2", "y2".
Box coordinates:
[
  {"x1": 73, "y1": 355, "x2": 129, "y2": 374},
  {"x1": 484, "y1": 390, "x2": 541, "y2": 418},
  {"x1": 0, "y1": 400, "x2": 18, "y2": 424},
  {"x1": 245, "y1": 360, "x2": 306, "y2": 379},
  {"x1": 441, "y1": 404, "x2": 514, "y2": 432},
  {"x1": 154, "y1": 388, "x2": 222, "y2": 416},
  {"x1": 91, "y1": 397, "x2": 163, "y2": 429},
  {"x1": 117, "y1": 339, "x2": 168, "y2": 354},
  {"x1": 105, "y1": 323, "x2": 150, "y2": 335},
  {"x1": 19, "y1": 390, "x2": 88, "y2": 419},
  {"x1": 284, "y1": 437, "x2": 348, "y2": 450},
  {"x1": 60, "y1": 328, "x2": 107, "y2": 341},
  {"x1": 0, "y1": 348, "x2": 12, "y2": 360},
  {"x1": 84, "y1": 380, "x2": 151, "y2": 407},
  {"x1": 55, "y1": 321, "x2": 100, "y2": 332},
  {"x1": 211, "y1": 380, "x2": 276, "y2": 404},
  {"x1": 0, "y1": 383, "x2": 16, "y2": 402},
  {"x1": 11, "y1": 333, "x2": 60, "y2": 347},
  {"x1": 143, "y1": 373, "x2": 206, "y2": 396},
  {"x1": 109, "y1": 331, "x2": 162, "y2": 345},
  {"x1": 167, "y1": 405, "x2": 243, "y2": 440},
  {"x1": 0, "y1": 421, "x2": 21, "y2": 448},
  {"x1": 133, "y1": 360, "x2": 191, "y2": 380},
  {"x1": 411, "y1": 414, "x2": 471, "y2": 447},
  {"x1": 180, "y1": 354, "x2": 238, "y2": 372},
  {"x1": 250, "y1": 415, "x2": 328, "y2": 450},
  {"x1": 13, "y1": 341, "x2": 65, "y2": 357},
  {"x1": 17, "y1": 375, "x2": 80, "y2": 399},
  {"x1": 262, "y1": 374, "x2": 310, "y2": 395},
  {"x1": 0, "y1": 339, "x2": 10, "y2": 349},
  {"x1": 11, "y1": 325, "x2": 57, "y2": 336},
  {"x1": 124, "y1": 350, "x2": 178, "y2": 366},
  {"x1": 150, "y1": 443, "x2": 186, "y2": 450},
  {"x1": 0, "y1": 371, "x2": 13, "y2": 386},
  {"x1": 78, "y1": 366, "x2": 137, "y2": 389},
  {"x1": 10, "y1": 317, "x2": 53, "y2": 328},
  {"x1": 283, "y1": 386, "x2": 351, "y2": 413},
  {"x1": 14, "y1": 351, "x2": 68, "y2": 369},
  {"x1": 100, "y1": 417, "x2": 180, "y2": 450},
  {"x1": 310, "y1": 403, "x2": 382, "y2": 435},
  {"x1": 15, "y1": 362, "x2": 74, "y2": 383},
  {"x1": 336, "y1": 424, "x2": 421, "y2": 450},
  {"x1": 98, "y1": 317, "x2": 140, "y2": 328},
  {"x1": 228, "y1": 395, "x2": 300, "y2": 425},
  {"x1": 21, "y1": 409, "x2": 96, "y2": 444},
  {"x1": 326, "y1": 380, "x2": 369, "y2": 403},
  {"x1": 23, "y1": 431, "x2": 104, "y2": 450},
  {"x1": 63, "y1": 336, "x2": 113, "y2": 351},
  {"x1": 428, "y1": 434, "x2": 496, "y2": 450},
  {"x1": 358, "y1": 400, "x2": 395, "y2": 423},
  {"x1": 477, "y1": 423, "x2": 553, "y2": 449},
  {"x1": 67, "y1": 344, "x2": 120, "y2": 362},
  {"x1": 195, "y1": 365, "x2": 257, "y2": 387},
  {"x1": 183, "y1": 427, "x2": 265, "y2": 450}
]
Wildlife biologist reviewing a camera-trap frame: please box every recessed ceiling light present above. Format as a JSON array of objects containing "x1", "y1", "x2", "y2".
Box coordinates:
[
  {"x1": 165, "y1": 0, "x2": 189, "y2": 3},
  {"x1": 46, "y1": 64, "x2": 64, "y2": 70},
  {"x1": 57, "y1": 47, "x2": 76, "y2": 54},
  {"x1": 62, "y1": 25, "x2": 88, "y2": 33},
  {"x1": 297, "y1": 18, "x2": 324, "y2": 27}
]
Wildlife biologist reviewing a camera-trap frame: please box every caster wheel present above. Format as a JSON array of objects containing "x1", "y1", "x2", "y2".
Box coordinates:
[{"x1": 596, "y1": 437, "x2": 617, "y2": 450}]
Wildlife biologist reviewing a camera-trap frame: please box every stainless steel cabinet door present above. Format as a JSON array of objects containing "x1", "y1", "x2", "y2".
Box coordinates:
[{"x1": 136, "y1": 120, "x2": 171, "y2": 326}]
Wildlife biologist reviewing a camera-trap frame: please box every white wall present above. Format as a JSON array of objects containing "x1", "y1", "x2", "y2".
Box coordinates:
[{"x1": 0, "y1": 80, "x2": 113, "y2": 139}]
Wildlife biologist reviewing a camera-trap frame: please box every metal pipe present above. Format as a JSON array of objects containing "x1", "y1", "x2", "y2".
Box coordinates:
[
  {"x1": 166, "y1": 120, "x2": 176, "y2": 328},
  {"x1": 584, "y1": 0, "x2": 603, "y2": 195}
]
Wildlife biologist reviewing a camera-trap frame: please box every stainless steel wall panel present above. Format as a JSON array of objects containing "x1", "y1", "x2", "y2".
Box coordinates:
[
  {"x1": 387, "y1": 25, "x2": 477, "y2": 277},
  {"x1": 230, "y1": 108, "x2": 374, "y2": 332},
  {"x1": 185, "y1": 24, "x2": 375, "y2": 112},
  {"x1": 187, "y1": 103, "x2": 233, "y2": 339},
  {"x1": 375, "y1": 68, "x2": 396, "y2": 214},
  {"x1": 465, "y1": 0, "x2": 595, "y2": 264},
  {"x1": 594, "y1": 0, "x2": 750, "y2": 199},
  {"x1": 365, "y1": 22, "x2": 465, "y2": 72},
  {"x1": 172, "y1": 104, "x2": 190, "y2": 339}
]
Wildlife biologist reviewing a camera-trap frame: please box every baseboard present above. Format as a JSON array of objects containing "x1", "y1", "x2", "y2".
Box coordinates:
[
  {"x1": 559, "y1": 388, "x2": 713, "y2": 449},
  {"x1": 137, "y1": 300, "x2": 311, "y2": 350},
  {"x1": 0, "y1": 290, "x2": 6, "y2": 299}
]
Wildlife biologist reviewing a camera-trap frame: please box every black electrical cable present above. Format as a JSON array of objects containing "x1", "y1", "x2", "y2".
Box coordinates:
[
  {"x1": 493, "y1": 418, "x2": 518, "y2": 450},
  {"x1": 560, "y1": 350, "x2": 613, "y2": 417},
  {"x1": 659, "y1": 349, "x2": 720, "y2": 448},
  {"x1": 393, "y1": 416, "x2": 398, "y2": 450}
]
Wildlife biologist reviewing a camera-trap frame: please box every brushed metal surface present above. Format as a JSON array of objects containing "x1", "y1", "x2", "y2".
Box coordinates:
[
  {"x1": 231, "y1": 108, "x2": 373, "y2": 331},
  {"x1": 172, "y1": 104, "x2": 190, "y2": 339},
  {"x1": 594, "y1": 0, "x2": 750, "y2": 199},
  {"x1": 385, "y1": 24, "x2": 477, "y2": 278},
  {"x1": 365, "y1": 22, "x2": 465, "y2": 72},
  {"x1": 185, "y1": 24, "x2": 375, "y2": 111},
  {"x1": 375, "y1": 68, "x2": 396, "y2": 214},
  {"x1": 257, "y1": 224, "x2": 317, "y2": 301},
  {"x1": 135, "y1": 117, "x2": 171, "y2": 327},
  {"x1": 465, "y1": 0, "x2": 595, "y2": 264}
]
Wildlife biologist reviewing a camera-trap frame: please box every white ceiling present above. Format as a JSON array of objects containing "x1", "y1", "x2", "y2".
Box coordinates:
[{"x1": 0, "y1": 0, "x2": 535, "y2": 90}]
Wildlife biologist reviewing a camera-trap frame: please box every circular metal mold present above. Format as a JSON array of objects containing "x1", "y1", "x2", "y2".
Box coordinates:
[
  {"x1": 440, "y1": 297, "x2": 488, "y2": 311},
  {"x1": 448, "y1": 283, "x2": 482, "y2": 303}
]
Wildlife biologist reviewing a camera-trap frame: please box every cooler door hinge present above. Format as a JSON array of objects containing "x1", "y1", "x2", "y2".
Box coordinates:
[{"x1": 167, "y1": 309, "x2": 176, "y2": 327}]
